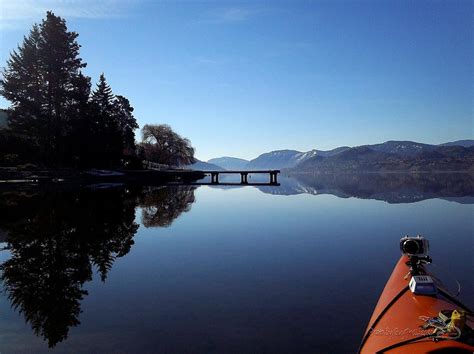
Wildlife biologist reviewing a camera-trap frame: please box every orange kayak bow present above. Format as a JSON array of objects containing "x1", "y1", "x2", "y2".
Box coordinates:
[{"x1": 359, "y1": 236, "x2": 474, "y2": 353}]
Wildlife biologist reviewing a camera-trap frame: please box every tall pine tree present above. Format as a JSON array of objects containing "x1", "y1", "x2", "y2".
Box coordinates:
[
  {"x1": 113, "y1": 95, "x2": 138, "y2": 155},
  {"x1": 68, "y1": 72, "x2": 92, "y2": 166},
  {"x1": 1, "y1": 12, "x2": 86, "y2": 165},
  {"x1": 39, "y1": 11, "x2": 87, "y2": 165},
  {"x1": 90, "y1": 74, "x2": 117, "y2": 166},
  {"x1": 1, "y1": 12, "x2": 139, "y2": 168},
  {"x1": 1, "y1": 25, "x2": 45, "y2": 157}
]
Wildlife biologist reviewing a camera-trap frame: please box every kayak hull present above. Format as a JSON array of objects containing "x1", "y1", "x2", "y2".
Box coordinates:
[{"x1": 359, "y1": 256, "x2": 474, "y2": 353}]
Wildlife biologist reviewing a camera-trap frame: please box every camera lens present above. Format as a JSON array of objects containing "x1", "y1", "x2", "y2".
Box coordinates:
[{"x1": 403, "y1": 239, "x2": 420, "y2": 255}]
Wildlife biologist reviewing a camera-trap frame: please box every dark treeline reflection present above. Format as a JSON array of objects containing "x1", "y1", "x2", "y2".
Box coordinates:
[{"x1": 0, "y1": 185, "x2": 196, "y2": 347}]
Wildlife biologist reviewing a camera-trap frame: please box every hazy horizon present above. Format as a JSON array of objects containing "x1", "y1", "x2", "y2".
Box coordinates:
[{"x1": 1, "y1": 0, "x2": 472, "y2": 160}]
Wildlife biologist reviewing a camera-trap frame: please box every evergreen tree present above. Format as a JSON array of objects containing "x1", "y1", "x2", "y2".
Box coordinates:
[
  {"x1": 39, "y1": 12, "x2": 86, "y2": 164},
  {"x1": 90, "y1": 74, "x2": 118, "y2": 166},
  {"x1": 1, "y1": 12, "x2": 139, "y2": 168},
  {"x1": 1, "y1": 25, "x2": 45, "y2": 154},
  {"x1": 113, "y1": 95, "x2": 139, "y2": 155},
  {"x1": 0, "y1": 11, "x2": 87, "y2": 165},
  {"x1": 67, "y1": 72, "x2": 91, "y2": 166},
  {"x1": 91, "y1": 73, "x2": 114, "y2": 115}
]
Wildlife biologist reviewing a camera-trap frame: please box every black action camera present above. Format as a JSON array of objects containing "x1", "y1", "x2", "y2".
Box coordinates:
[{"x1": 400, "y1": 235, "x2": 429, "y2": 257}]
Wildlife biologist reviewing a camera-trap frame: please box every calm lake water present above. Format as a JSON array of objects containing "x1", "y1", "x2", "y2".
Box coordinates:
[{"x1": 0, "y1": 173, "x2": 472, "y2": 353}]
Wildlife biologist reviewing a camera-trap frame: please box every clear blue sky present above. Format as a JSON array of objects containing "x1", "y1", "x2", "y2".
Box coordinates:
[{"x1": 0, "y1": 0, "x2": 472, "y2": 160}]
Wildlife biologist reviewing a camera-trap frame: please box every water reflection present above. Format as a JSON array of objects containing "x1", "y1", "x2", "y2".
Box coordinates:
[
  {"x1": 0, "y1": 185, "x2": 196, "y2": 347},
  {"x1": 258, "y1": 173, "x2": 474, "y2": 203},
  {"x1": 0, "y1": 176, "x2": 472, "y2": 351},
  {"x1": 138, "y1": 186, "x2": 196, "y2": 227}
]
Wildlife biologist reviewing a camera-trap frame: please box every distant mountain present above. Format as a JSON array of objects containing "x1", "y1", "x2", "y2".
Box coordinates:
[
  {"x1": 208, "y1": 157, "x2": 248, "y2": 170},
  {"x1": 365, "y1": 140, "x2": 436, "y2": 157},
  {"x1": 317, "y1": 146, "x2": 351, "y2": 157},
  {"x1": 295, "y1": 143, "x2": 474, "y2": 173},
  {"x1": 364, "y1": 140, "x2": 474, "y2": 155},
  {"x1": 187, "y1": 159, "x2": 224, "y2": 171},
  {"x1": 246, "y1": 147, "x2": 349, "y2": 170},
  {"x1": 248, "y1": 150, "x2": 315, "y2": 170},
  {"x1": 246, "y1": 150, "x2": 306, "y2": 170},
  {"x1": 204, "y1": 140, "x2": 473, "y2": 172},
  {"x1": 440, "y1": 140, "x2": 474, "y2": 148}
]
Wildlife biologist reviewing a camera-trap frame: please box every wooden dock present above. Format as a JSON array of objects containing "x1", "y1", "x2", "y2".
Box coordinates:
[
  {"x1": 142, "y1": 162, "x2": 280, "y2": 186},
  {"x1": 200, "y1": 170, "x2": 280, "y2": 185}
]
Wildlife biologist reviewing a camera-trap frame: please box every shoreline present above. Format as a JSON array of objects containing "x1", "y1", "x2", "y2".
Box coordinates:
[{"x1": 0, "y1": 168, "x2": 206, "y2": 186}]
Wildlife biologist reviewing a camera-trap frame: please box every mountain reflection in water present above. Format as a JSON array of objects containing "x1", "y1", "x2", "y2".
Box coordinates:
[
  {"x1": 0, "y1": 185, "x2": 196, "y2": 347},
  {"x1": 257, "y1": 173, "x2": 474, "y2": 203}
]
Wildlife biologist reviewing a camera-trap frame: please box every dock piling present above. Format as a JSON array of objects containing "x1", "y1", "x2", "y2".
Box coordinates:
[
  {"x1": 240, "y1": 172, "x2": 249, "y2": 184},
  {"x1": 211, "y1": 172, "x2": 219, "y2": 184}
]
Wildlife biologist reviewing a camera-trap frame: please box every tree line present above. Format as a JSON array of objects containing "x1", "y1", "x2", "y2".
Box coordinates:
[{"x1": 0, "y1": 11, "x2": 195, "y2": 169}]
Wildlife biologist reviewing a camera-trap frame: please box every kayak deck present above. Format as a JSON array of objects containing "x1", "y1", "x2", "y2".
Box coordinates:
[{"x1": 360, "y1": 256, "x2": 474, "y2": 353}]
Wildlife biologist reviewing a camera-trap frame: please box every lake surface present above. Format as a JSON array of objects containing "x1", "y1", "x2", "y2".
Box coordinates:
[{"x1": 0, "y1": 173, "x2": 472, "y2": 353}]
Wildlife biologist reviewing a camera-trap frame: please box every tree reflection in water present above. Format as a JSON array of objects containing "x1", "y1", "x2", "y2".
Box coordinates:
[
  {"x1": 138, "y1": 185, "x2": 196, "y2": 227},
  {"x1": 0, "y1": 185, "x2": 196, "y2": 347}
]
